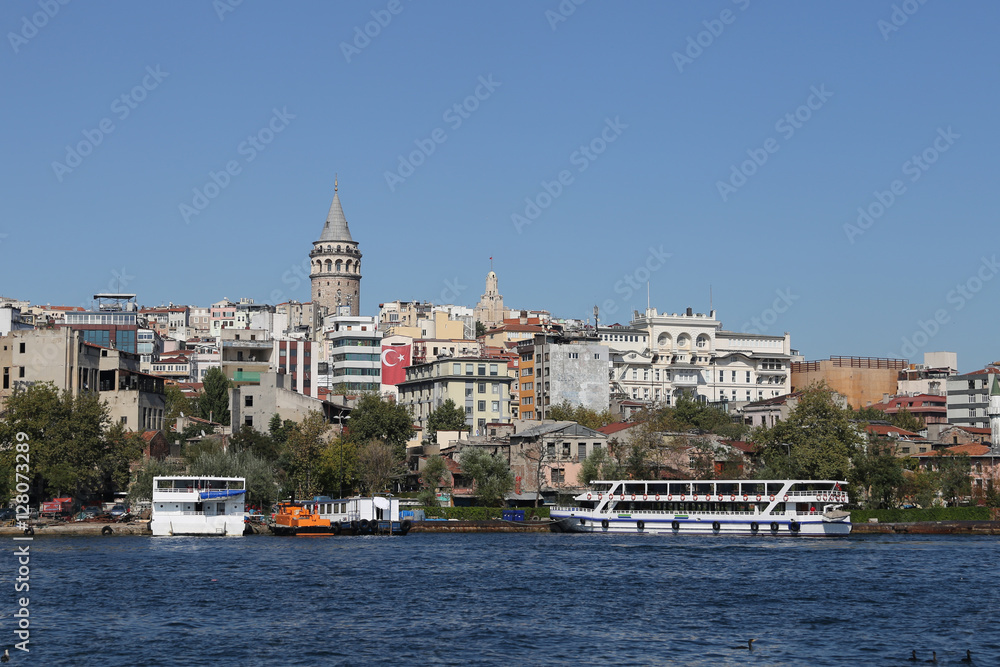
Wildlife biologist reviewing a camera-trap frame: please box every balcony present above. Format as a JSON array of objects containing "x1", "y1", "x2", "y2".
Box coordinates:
[
  {"x1": 222, "y1": 339, "x2": 271, "y2": 348},
  {"x1": 232, "y1": 371, "x2": 261, "y2": 383}
]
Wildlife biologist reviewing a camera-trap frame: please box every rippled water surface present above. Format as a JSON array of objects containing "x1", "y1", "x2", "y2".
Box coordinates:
[{"x1": 9, "y1": 532, "x2": 999, "y2": 665}]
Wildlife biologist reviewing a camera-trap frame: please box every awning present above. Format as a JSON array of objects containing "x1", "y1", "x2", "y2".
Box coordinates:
[{"x1": 199, "y1": 489, "x2": 246, "y2": 500}]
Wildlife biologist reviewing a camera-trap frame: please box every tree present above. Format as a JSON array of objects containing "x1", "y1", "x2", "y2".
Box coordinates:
[
  {"x1": 199, "y1": 367, "x2": 230, "y2": 425},
  {"x1": 357, "y1": 441, "x2": 404, "y2": 494},
  {"x1": 426, "y1": 399, "x2": 468, "y2": 444},
  {"x1": 475, "y1": 321, "x2": 487, "y2": 337},
  {"x1": 417, "y1": 455, "x2": 449, "y2": 506},
  {"x1": 187, "y1": 447, "x2": 280, "y2": 510},
  {"x1": 316, "y1": 436, "x2": 358, "y2": 498},
  {"x1": 129, "y1": 458, "x2": 184, "y2": 507},
  {"x1": 164, "y1": 384, "x2": 193, "y2": 425},
  {"x1": 937, "y1": 454, "x2": 972, "y2": 506},
  {"x1": 268, "y1": 413, "x2": 296, "y2": 447},
  {"x1": 753, "y1": 384, "x2": 863, "y2": 482},
  {"x1": 849, "y1": 438, "x2": 904, "y2": 509},
  {"x1": 900, "y1": 467, "x2": 938, "y2": 508},
  {"x1": 889, "y1": 407, "x2": 924, "y2": 433},
  {"x1": 229, "y1": 425, "x2": 279, "y2": 462},
  {"x1": 578, "y1": 447, "x2": 623, "y2": 486},
  {"x1": 346, "y1": 393, "x2": 414, "y2": 460},
  {"x1": 545, "y1": 400, "x2": 617, "y2": 430},
  {"x1": 460, "y1": 447, "x2": 514, "y2": 507},
  {"x1": 284, "y1": 411, "x2": 331, "y2": 499},
  {"x1": 99, "y1": 420, "x2": 145, "y2": 496}
]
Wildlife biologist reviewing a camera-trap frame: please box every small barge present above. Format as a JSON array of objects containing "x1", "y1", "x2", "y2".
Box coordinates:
[
  {"x1": 150, "y1": 476, "x2": 247, "y2": 537},
  {"x1": 270, "y1": 495, "x2": 411, "y2": 536}
]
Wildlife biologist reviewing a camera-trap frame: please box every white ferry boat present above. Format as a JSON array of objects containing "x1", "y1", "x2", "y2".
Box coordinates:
[
  {"x1": 299, "y1": 495, "x2": 410, "y2": 535},
  {"x1": 150, "y1": 476, "x2": 247, "y2": 537},
  {"x1": 551, "y1": 479, "x2": 851, "y2": 536}
]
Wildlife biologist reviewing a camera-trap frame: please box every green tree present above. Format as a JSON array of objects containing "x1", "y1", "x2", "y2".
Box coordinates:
[
  {"x1": 753, "y1": 384, "x2": 863, "y2": 481},
  {"x1": 187, "y1": 447, "x2": 280, "y2": 510},
  {"x1": 99, "y1": 420, "x2": 145, "y2": 496},
  {"x1": 900, "y1": 467, "x2": 938, "y2": 508},
  {"x1": 315, "y1": 436, "x2": 358, "y2": 498},
  {"x1": 284, "y1": 411, "x2": 331, "y2": 499},
  {"x1": 849, "y1": 438, "x2": 904, "y2": 509},
  {"x1": 346, "y1": 393, "x2": 414, "y2": 460},
  {"x1": 475, "y1": 321, "x2": 487, "y2": 337},
  {"x1": 418, "y1": 455, "x2": 449, "y2": 506},
  {"x1": 545, "y1": 400, "x2": 617, "y2": 430},
  {"x1": 128, "y1": 458, "x2": 184, "y2": 507},
  {"x1": 230, "y1": 425, "x2": 279, "y2": 462},
  {"x1": 937, "y1": 454, "x2": 972, "y2": 506},
  {"x1": 460, "y1": 447, "x2": 514, "y2": 507},
  {"x1": 425, "y1": 399, "x2": 468, "y2": 444},
  {"x1": 889, "y1": 407, "x2": 924, "y2": 433},
  {"x1": 268, "y1": 413, "x2": 296, "y2": 446},
  {"x1": 577, "y1": 447, "x2": 623, "y2": 486},
  {"x1": 199, "y1": 367, "x2": 231, "y2": 425},
  {"x1": 357, "y1": 440, "x2": 405, "y2": 494},
  {"x1": 163, "y1": 384, "x2": 193, "y2": 425}
]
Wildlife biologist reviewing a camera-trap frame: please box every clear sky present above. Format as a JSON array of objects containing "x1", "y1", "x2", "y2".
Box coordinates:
[{"x1": 3, "y1": 1, "x2": 998, "y2": 372}]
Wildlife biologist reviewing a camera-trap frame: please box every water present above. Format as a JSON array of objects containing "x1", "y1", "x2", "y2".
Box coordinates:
[{"x1": 10, "y1": 532, "x2": 999, "y2": 665}]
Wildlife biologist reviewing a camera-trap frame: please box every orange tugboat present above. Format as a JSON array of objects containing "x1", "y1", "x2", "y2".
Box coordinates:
[{"x1": 269, "y1": 502, "x2": 337, "y2": 536}]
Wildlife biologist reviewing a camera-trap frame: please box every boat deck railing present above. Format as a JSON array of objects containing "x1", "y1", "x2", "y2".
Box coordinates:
[{"x1": 552, "y1": 506, "x2": 838, "y2": 517}]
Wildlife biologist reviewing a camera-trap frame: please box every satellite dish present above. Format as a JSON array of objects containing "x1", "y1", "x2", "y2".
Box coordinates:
[{"x1": 373, "y1": 497, "x2": 390, "y2": 510}]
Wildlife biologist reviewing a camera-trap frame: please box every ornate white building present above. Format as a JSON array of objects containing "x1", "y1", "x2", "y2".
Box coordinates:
[
  {"x1": 474, "y1": 270, "x2": 505, "y2": 329},
  {"x1": 310, "y1": 180, "x2": 362, "y2": 331},
  {"x1": 607, "y1": 307, "x2": 793, "y2": 408}
]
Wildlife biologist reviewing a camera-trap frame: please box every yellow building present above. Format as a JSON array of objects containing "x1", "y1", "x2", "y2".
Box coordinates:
[{"x1": 397, "y1": 357, "x2": 515, "y2": 435}]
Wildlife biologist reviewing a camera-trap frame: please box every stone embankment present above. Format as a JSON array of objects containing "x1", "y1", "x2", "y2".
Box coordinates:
[
  {"x1": 0, "y1": 521, "x2": 150, "y2": 537},
  {"x1": 409, "y1": 520, "x2": 553, "y2": 533},
  {"x1": 851, "y1": 520, "x2": 1000, "y2": 535}
]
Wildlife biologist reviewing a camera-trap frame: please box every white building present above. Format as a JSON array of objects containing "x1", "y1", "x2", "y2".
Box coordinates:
[
  {"x1": 609, "y1": 307, "x2": 794, "y2": 408},
  {"x1": 0, "y1": 305, "x2": 33, "y2": 336},
  {"x1": 319, "y1": 309, "x2": 382, "y2": 393},
  {"x1": 946, "y1": 366, "x2": 1000, "y2": 429}
]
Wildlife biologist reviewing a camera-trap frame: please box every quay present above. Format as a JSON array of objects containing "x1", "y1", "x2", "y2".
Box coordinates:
[
  {"x1": 851, "y1": 520, "x2": 1000, "y2": 535},
  {"x1": 0, "y1": 522, "x2": 150, "y2": 537}
]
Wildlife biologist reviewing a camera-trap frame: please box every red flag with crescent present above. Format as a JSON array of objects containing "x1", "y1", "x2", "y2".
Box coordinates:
[{"x1": 381, "y1": 343, "x2": 411, "y2": 386}]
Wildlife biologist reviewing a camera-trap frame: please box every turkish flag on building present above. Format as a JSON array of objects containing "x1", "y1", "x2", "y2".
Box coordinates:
[{"x1": 381, "y1": 343, "x2": 411, "y2": 386}]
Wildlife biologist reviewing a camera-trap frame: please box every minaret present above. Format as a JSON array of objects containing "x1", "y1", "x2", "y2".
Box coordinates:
[
  {"x1": 310, "y1": 179, "x2": 362, "y2": 332},
  {"x1": 988, "y1": 375, "x2": 1000, "y2": 450}
]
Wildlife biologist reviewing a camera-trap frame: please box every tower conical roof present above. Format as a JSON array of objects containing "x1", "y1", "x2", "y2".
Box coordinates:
[
  {"x1": 991, "y1": 375, "x2": 1000, "y2": 396},
  {"x1": 319, "y1": 188, "x2": 353, "y2": 243}
]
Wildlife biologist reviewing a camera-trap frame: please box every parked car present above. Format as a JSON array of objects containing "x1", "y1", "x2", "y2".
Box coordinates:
[
  {"x1": 109, "y1": 504, "x2": 129, "y2": 519},
  {"x1": 0, "y1": 508, "x2": 16, "y2": 522}
]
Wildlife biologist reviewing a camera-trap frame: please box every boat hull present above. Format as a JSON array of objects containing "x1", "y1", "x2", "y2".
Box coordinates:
[
  {"x1": 552, "y1": 513, "x2": 851, "y2": 537},
  {"x1": 150, "y1": 515, "x2": 246, "y2": 537}
]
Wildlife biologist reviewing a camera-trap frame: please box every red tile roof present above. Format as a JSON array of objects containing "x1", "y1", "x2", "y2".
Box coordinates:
[
  {"x1": 959, "y1": 426, "x2": 991, "y2": 435},
  {"x1": 865, "y1": 424, "x2": 921, "y2": 437},
  {"x1": 915, "y1": 443, "x2": 991, "y2": 457},
  {"x1": 140, "y1": 431, "x2": 160, "y2": 442},
  {"x1": 597, "y1": 422, "x2": 636, "y2": 435}
]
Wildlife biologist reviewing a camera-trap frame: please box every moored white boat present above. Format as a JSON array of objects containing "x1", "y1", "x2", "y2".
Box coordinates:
[
  {"x1": 551, "y1": 479, "x2": 851, "y2": 536},
  {"x1": 300, "y1": 495, "x2": 410, "y2": 535},
  {"x1": 150, "y1": 476, "x2": 247, "y2": 537}
]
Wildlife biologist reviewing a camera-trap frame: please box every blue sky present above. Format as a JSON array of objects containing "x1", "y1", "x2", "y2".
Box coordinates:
[{"x1": 3, "y1": 1, "x2": 999, "y2": 372}]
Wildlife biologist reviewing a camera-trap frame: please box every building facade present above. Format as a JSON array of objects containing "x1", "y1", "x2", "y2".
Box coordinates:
[
  {"x1": 517, "y1": 333, "x2": 610, "y2": 420},
  {"x1": 320, "y1": 312, "x2": 381, "y2": 393},
  {"x1": 474, "y1": 270, "x2": 505, "y2": 329},
  {"x1": 947, "y1": 366, "x2": 1000, "y2": 429},
  {"x1": 397, "y1": 356, "x2": 515, "y2": 434}
]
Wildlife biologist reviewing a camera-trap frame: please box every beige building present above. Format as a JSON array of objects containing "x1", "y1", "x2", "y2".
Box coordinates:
[
  {"x1": 791, "y1": 356, "x2": 906, "y2": 409},
  {"x1": 397, "y1": 356, "x2": 515, "y2": 435},
  {"x1": 0, "y1": 328, "x2": 101, "y2": 408},
  {"x1": 220, "y1": 328, "x2": 273, "y2": 386},
  {"x1": 474, "y1": 270, "x2": 505, "y2": 329}
]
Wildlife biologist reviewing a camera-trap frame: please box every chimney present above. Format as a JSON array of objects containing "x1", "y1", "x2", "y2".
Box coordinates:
[{"x1": 686, "y1": 307, "x2": 693, "y2": 316}]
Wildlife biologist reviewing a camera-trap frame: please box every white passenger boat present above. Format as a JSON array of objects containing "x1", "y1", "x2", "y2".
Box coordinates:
[
  {"x1": 150, "y1": 476, "x2": 247, "y2": 537},
  {"x1": 551, "y1": 479, "x2": 851, "y2": 536}
]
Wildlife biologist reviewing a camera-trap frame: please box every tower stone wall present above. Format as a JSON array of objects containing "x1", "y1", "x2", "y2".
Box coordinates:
[{"x1": 310, "y1": 182, "x2": 361, "y2": 331}]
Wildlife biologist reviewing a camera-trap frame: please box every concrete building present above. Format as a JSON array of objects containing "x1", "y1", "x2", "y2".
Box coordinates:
[
  {"x1": 209, "y1": 298, "x2": 237, "y2": 336},
  {"x1": 0, "y1": 328, "x2": 102, "y2": 409},
  {"x1": 474, "y1": 270, "x2": 505, "y2": 329},
  {"x1": 516, "y1": 333, "x2": 609, "y2": 420},
  {"x1": 310, "y1": 180, "x2": 362, "y2": 328},
  {"x1": 62, "y1": 293, "x2": 142, "y2": 354},
  {"x1": 868, "y1": 393, "x2": 947, "y2": 425},
  {"x1": 273, "y1": 338, "x2": 320, "y2": 399},
  {"x1": 220, "y1": 328, "x2": 273, "y2": 386},
  {"x1": 98, "y1": 347, "x2": 166, "y2": 431},
  {"x1": 791, "y1": 356, "x2": 906, "y2": 410},
  {"x1": 189, "y1": 306, "x2": 211, "y2": 335},
  {"x1": 230, "y1": 372, "x2": 325, "y2": 432},
  {"x1": 275, "y1": 300, "x2": 314, "y2": 339},
  {"x1": 896, "y1": 352, "x2": 957, "y2": 396},
  {"x1": 0, "y1": 305, "x2": 33, "y2": 336},
  {"x1": 320, "y1": 311, "x2": 381, "y2": 393},
  {"x1": 946, "y1": 366, "x2": 1000, "y2": 429},
  {"x1": 397, "y1": 356, "x2": 515, "y2": 434},
  {"x1": 507, "y1": 421, "x2": 608, "y2": 501}
]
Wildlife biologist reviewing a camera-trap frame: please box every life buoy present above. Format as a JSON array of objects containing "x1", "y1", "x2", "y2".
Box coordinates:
[
  {"x1": 671, "y1": 520, "x2": 680, "y2": 530},
  {"x1": 782, "y1": 495, "x2": 789, "y2": 502},
  {"x1": 601, "y1": 518, "x2": 609, "y2": 529},
  {"x1": 770, "y1": 522, "x2": 779, "y2": 531},
  {"x1": 680, "y1": 494, "x2": 686, "y2": 501},
  {"x1": 587, "y1": 493, "x2": 592, "y2": 500},
  {"x1": 717, "y1": 494, "x2": 724, "y2": 501},
  {"x1": 636, "y1": 520, "x2": 644, "y2": 531},
  {"x1": 655, "y1": 494, "x2": 661, "y2": 501},
  {"x1": 743, "y1": 494, "x2": 749, "y2": 501},
  {"x1": 631, "y1": 494, "x2": 636, "y2": 501},
  {"x1": 730, "y1": 494, "x2": 737, "y2": 501},
  {"x1": 769, "y1": 495, "x2": 775, "y2": 502},
  {"x1": 101, "y1": 526, "x2": 112, "y2": 536},
  {"x1": 712, "y1": 521, "x2": 721, "y2": 531},
  {"x1": 643, "y1": 494, "x2": 648, "y2": 501},
  {"x1": 756, "y1": 495, "x2": 762, "y2": 501},
  {"x1": 666, "y1": 494, "x2": 672, "y2": 501},
  {"x1": 750, "y1": 522, "x2": 759, "y2": 532},
  {"x1": 598, "y1": 494, "x2": 603, "y2": 500}
]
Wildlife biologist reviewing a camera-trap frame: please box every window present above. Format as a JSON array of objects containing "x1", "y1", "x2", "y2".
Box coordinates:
[
  {"x1": 578, "y1": 443, "x2": 587, "y2": 459},
  {"x1": 453, "y1": 363, "x2": 461, "y2": 375},
  {"x1": 478, "y1": 400, "x2": 486, "y2": 412},
  {"x1": 245, "y1": 415, "x2": 253, "y2": 426},
  {"x1": 492, "y1": 383, "x2": 500, "y2": 394},
  {"x1": 719, "y1": 371, "x2": 724, "y2": 382},
  {"x1": 466, "y1": 364, "x2": 473, "y2": 375},
  {"x1": 746, "y1": 371, "x2": 751, "y2": 382},
  {"x1": 490, "y1": 364, "x2": 498, "y2": 376},
  {"x1": 547, "y1": 443, "x2": 555, "y2": 457},
  {"x1": 568, "y1": 352, "x2": 579, "y2": 359},
  {"x1": 478, "y1": 364, "x2": 486, "y2": 376},
  {"x1": 245, "y1": 395, "x2": 253, "y2": 407},
  {"x1": 478, "y1": 382, "x2": 486, "y2": 394},
  {"x1": 465, "y1": 406, "x2": 472, "y2": 416},
  {"x1": 731, "y1": 371, "x2": 736, "y2": 382},
  {"x1": 19, "y1": 367, "x2": 25, "y2": 378},
  {"x1": 551, "y1": 469, "x2": 565, "y2": 484},
  {"x1": 491, "y1": 401, "x2": 500, "y2": 412},
  {"x1": 18, "y1": 343, "x2": 25, "y2": 354},
  {"x1": 120, "y1": 416, "x2": 127, "y2": 423},
  {"x1": 561, "y1": 442, "x2": 570, "y2": 457}
]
